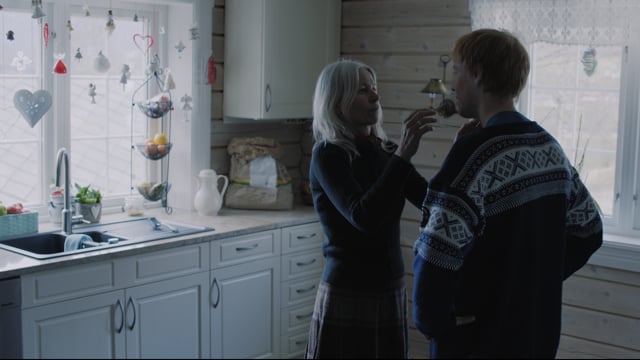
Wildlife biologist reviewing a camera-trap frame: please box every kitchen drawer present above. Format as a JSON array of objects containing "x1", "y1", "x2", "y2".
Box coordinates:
[
  {"x1": 280, "y1": 331, "x2": 309, "y2": 359},
  {"x1": 281, "y1": 275, "x2": 319, "y2": 308},
  {"x1": 22, "y1": 260, "x2": 118, "y2": 308},
  {"x1": 211, "y1": 230, "x2": 280, "y2": 268},
  {"x1": 119, "y1": 243, "x2": 209, "y2": 288},
  {"x1": 281, "y1": 301, "x2": 315, "y2": 334},
  {"x1": 281, "y1": 250, "x2": 323, "y2": 282},
  {"x1": 282, "y1": 222, "x2": 323, "y2": 254}
]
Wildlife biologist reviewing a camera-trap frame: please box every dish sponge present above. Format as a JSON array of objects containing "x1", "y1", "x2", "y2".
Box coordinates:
[{"x1": 64, "y1": 234, "x2": 91, "y2": 251}]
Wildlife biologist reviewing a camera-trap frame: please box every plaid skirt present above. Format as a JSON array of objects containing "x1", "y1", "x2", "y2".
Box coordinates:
[{"x1": 305, "y1": 280, "x2": 408, "y2": 359}]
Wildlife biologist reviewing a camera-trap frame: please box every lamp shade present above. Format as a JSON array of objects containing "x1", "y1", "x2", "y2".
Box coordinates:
[{"x1": 421, "y1": 78, "x2": 447, "y2": 95}]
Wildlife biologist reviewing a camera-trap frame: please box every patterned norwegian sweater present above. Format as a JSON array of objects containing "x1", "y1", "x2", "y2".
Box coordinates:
[{"x1": 412, "y1": 112, "x2": 603, "y2": 358}]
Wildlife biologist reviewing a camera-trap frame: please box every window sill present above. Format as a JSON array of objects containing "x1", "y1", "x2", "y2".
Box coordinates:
[{"x1": 588, "y1": 233, "x2": 640, "y2": 273}]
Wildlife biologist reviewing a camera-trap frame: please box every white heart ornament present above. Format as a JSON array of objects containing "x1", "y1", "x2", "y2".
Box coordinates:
[{"x1": 13, "y1": 89, "x2": 52, "y2": 128}]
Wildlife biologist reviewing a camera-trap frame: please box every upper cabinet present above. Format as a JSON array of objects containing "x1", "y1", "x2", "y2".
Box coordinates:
[{"x1": 223, "y1": 0, "x2": 341, "y2": 121}]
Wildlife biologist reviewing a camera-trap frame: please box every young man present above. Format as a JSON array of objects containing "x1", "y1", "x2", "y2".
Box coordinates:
[{"x1": 412, "y1": 29, "x2": 603, "y2": 358}]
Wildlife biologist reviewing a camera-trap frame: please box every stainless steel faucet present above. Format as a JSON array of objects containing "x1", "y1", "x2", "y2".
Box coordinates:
[{"x1": 55, "y1": 148, "x2": 85, "y2": 234}]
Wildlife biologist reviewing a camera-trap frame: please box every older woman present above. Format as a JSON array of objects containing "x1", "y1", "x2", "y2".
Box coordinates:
[{"x1": 305, "y1": 58, "x2": 435, "y2": 359}]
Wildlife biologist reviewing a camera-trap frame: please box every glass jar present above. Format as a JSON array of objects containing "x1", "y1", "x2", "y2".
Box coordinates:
[{"x1": 124, "y1": 195, "x2": 145, "y2": 216}]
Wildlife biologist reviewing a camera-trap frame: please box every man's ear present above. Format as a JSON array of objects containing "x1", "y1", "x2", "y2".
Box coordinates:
[{"x1": 474, "y1": 69, "x2": 482, "y2": 87}]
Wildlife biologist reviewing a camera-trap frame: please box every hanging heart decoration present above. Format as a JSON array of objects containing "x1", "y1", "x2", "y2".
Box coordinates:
[
  {"x1": 133, "y1": 34, "x2": 154, "y2": 54},
  {"x1": 13, "y1": 89, "x2": 53, "y2": 128}
]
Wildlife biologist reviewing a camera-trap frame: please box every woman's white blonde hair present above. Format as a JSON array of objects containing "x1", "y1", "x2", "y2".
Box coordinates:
[{"x1": 312, "y1": 58, "x2": 388, "y2": 159}]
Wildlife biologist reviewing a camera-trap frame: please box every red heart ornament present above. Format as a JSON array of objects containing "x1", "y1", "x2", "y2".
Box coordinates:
[{"x1": 133, "y1": 34, "x2": 155, "y2": 54}]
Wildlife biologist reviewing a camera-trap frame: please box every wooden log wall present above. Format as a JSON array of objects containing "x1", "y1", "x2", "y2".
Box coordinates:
[{"x1": 211, "y1": 1, "x2": 639, "y2": 358}]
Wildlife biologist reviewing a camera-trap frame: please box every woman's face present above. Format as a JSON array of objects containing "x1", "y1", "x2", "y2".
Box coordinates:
[{"x1": 345, "y1": 68, "x2": 380, "y2": 135}]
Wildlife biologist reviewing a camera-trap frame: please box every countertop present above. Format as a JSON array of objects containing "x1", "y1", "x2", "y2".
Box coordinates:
[{"x1": 0, "y1": 205, "x2": 319, "y2": 280}]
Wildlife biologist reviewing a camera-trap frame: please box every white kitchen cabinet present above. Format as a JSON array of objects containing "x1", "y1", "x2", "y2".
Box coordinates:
[
  {"x1": 123, "y1": 272, "x2": 210, "y2": 358},
  {"x1": 21, "y1": 243, "x2": 210, "y2": 359},
  {"x1": 22, "y1": 290, "x2": 126, "y2": 359},
  {"x1": 223, "y1": 0, "x2": 341, "y2": 120},
  {"x1": 210, "y1": 257, "x2": 280, "y2": 358},
  {"x1": 22, "y1": 273, "x2": 209, "y2": 359},
  {"x1": 210, "y1": 230, "x2": 281, "y2": 358},
  {"x1": 17, "y1": 221, "x2": 325, "y2": 359},
  {"x1": 279, "y1": 222, "x2": 324, "y2": 358}
]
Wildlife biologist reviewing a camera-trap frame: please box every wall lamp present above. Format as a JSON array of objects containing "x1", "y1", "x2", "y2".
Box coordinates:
[{"x1": 421, "y1": 55, "x2": 456, "y2": 118}]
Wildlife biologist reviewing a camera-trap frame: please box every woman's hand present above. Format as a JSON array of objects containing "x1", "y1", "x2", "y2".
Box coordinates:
[
  {"x1": 394, "y1": 108, "x2": 437, "y2": 161},
  {"x1": 454, "y1": 118, "x2": 481, "y2": 142}
]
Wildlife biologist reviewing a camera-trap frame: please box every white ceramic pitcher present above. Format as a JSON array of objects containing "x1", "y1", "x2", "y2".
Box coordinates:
[{"x1": 194, "y1": 169, "x2": 229, "y2": 216}]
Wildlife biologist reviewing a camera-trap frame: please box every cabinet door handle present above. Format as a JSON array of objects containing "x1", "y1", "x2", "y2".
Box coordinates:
[
  {"x1": 295, "y1": 312, "x2": 313, "y2": 320},
  {"x1": 296, "y1": 258, "x2": 317, "y2": 267},
  {"x1": 211, "y1": 278, "x2": 220, "y2": 308},
  {"x1": 115, "y1": 299, "x2": 124, "y2": 334},
  {"x1": 126, "y1": 297, "x2": 136, "y2": 331},
  {"x1": 265, "y1": 84, "x2": 272, "y2": 112},
  {"x1": 296, "y1": 233, "x2": 317, "y2": 240},
  {"x1": 235, "y1": 243, "x2": 259, "y2": 252},
  {"x1": 295, "y1": 340, "x2": 307, "y2": 346},
  {"x1": 295, "y1": 284, "x2": 316, "y2": 294}
]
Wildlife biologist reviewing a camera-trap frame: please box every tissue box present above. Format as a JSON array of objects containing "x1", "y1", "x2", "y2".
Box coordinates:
[{"x1": 0, "y1": 212, "x2": 38, "y2": 238}]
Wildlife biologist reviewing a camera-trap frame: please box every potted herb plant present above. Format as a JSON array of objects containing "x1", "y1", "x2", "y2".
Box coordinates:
[{"x1": 74, "y1": 183, "x2": 102, "y2": 223}]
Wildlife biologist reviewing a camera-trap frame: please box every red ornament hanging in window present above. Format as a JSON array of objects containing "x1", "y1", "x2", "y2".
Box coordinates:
[
  {"x1": 43, "y1": 23, "x2": 49, "y2": 47},
  {"x1": 207, "y1": 55, "x2": 216, "y2": 85},
  {"x1": 53, "y1": 53, "x2": 67, "y2": 74}
]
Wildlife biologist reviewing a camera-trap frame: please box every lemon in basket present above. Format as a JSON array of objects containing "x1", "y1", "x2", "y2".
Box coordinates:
[{"x1": 153, "y1": 133, "x2": 168, "y2": 145}]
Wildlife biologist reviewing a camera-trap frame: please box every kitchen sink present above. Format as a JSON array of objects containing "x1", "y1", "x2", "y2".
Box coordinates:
[
  {"x1": 0, "y1": 231, "x2": 128, "y2": 259},
  {"x1": 0, "y1": 217, "x2": 214, "y2": 260}
]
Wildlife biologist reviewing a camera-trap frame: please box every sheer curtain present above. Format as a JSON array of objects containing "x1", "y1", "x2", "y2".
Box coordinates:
[{"x1": 469, "y1": 0, "x2": 639, "y2": 46}]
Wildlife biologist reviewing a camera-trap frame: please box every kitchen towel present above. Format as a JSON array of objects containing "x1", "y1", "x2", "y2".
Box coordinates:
[{"x1": 64, "y1": 234, "x2": 91, "y2": 251}]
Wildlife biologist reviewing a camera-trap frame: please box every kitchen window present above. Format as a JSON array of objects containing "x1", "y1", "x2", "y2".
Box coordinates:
[{"x1": 0, "y1": 0, "x2": 211, "y2": 218}]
